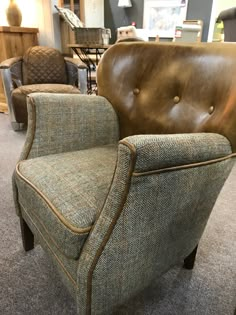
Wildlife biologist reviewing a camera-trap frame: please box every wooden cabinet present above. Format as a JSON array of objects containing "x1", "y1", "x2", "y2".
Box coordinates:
[{"x1": 0, "y1": 26, "x2": 38, "y2": 113}]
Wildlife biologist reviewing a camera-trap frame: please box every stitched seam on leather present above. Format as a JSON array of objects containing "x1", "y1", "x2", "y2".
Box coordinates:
[
  {"x1": 133, "y1": 153, "x2": 236, "y2": 176},
  {"x1": 86, "y1": 142, "x2": 136, "y2": 315},
  {"x1": 16, "y1": 163, "x2": 92, "y2": 234},
  {"x1": 21, "y1": 205, "x2": 77, "y2": 288}
]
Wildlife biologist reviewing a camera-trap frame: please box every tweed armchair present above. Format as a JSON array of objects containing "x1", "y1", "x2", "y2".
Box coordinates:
[
  {"x1": 13, "y1": 42, "x2": 236, "y2": 314},
  {"x1": 0, "y1": 45, "x2": 87, "y2": 131}
]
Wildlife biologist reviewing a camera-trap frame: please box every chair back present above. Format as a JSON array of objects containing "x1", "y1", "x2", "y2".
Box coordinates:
[
  {"x1": 97, "y1": 42, "x2": 236, "y2": 152},
  {"x1": 22, "y1": 46, "x2": 67, "y2": 85},
  {"x1": 218, "y1": 7, "x2": 236, "y2": 41}
]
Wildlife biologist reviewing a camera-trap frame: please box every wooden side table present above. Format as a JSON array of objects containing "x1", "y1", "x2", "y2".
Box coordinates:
[{"x1": 0, "y1": 26, "x2": 39, "y2": 113}]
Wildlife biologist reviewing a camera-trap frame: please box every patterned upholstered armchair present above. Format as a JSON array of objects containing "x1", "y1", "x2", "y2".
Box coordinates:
[
  {"x1": 0, "y1": 46, "x2": 87, "y2": 130},
  {"x1": 13, "y1": 42, "x2": 236, "y2": 314}
]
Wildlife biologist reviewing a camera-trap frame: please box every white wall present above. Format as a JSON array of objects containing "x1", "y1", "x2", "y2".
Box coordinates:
[
  {"x1": 0, "y1": 0, "x2": 39, "y2": 27},
  {"x1": 0, "y1": 0, "x2": 105, "y2": 48},
  {"x1": 83, "y1": 0, "x2": 104, "y2": 27},
  {"x1": 38, "y1": 0, "x2": 61, "y2": 49},
  {"x1": 214, "y1": 0, "x2": 236, "y2": 16}
]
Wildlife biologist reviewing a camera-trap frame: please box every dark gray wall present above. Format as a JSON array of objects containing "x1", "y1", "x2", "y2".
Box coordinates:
[
  {"x1": 105, "y1": 0, "x2": 213, "y2": 43},
  {"x1": 186, "y1": 0, "x2": 213, "y2": 41},
  {"x1": 104, "y1": 0, "x2": 144, "y2": 43}
]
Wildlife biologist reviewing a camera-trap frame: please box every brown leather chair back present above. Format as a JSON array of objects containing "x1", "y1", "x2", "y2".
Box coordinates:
[
  {"x1": 22, "y1": 46, "x2": 67, "y2": 85},
  {"x1": 97, "y1": 42, "x2": 236, "y2": 152}
]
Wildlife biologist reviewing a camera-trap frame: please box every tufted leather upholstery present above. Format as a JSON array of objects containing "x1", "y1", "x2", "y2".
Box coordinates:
[
  {"x1": 22, "y1": 46, "x2": 68, "y2": 85},
  {"x1": 97, "y1": 42, "x2": 236, "y2": 152}
]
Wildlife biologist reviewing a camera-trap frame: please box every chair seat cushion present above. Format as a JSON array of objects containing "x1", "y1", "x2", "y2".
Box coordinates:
[
  {"x1": 12, "y1": 84, "x2": 80, "y2": 123},
  {"x1": 15, "y1": 144, "x2": 117, "y2": 259}
]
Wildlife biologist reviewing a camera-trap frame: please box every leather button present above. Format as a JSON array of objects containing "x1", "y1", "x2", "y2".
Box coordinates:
[
  {"x1": 209, "y1": 106, "x2": 214, "y2": 114},
  {"x1": 173, "y1": 96, "x2": 180, "y2": 103},
  {"x1": 133, "y1": 88, "x2": 140, "y2": 95}
]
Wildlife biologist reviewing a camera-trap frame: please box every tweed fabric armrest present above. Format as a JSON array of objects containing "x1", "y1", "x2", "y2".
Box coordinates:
[
  {"x1": 121, "y1": 133, "x2": 234, "y2": 174},
  {"x1": 20, "y1": 93, "x2": 119, "y2": 160},
  {"x1": 77, "y1": 133, "x2": 235, "y2": 314}
]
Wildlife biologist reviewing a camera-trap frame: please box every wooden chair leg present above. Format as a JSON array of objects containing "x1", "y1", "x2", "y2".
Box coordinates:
[
  {"x1": 183, "y1": 245, "x2": 198, "y2": 270},
  {"x1": 20, "y1": 217, "x2": 34, "y2": 251}
]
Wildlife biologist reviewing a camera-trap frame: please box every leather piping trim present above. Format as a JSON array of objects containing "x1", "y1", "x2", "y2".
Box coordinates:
[
  {"x1": 16, "y1": 163, "x2": 92, "y2": 234},
  {"x1": 21, "y1": 204, "x2": 77, "y2": 288},
  {"x1": 20, "y1": 198, "x2": 81, "y2": 260},
  {"x1": 85, "y1": 141, "x2": 235, "y2": 313},
  {"x1": 86, "y1": 141, "x2": 136, "y2": 314},
  {"x1": 132, "y1": 153, "x2": 236, "y2": 177},
  {"x1": 24, "y1": 97, "x2": 36, "y2": 160}
]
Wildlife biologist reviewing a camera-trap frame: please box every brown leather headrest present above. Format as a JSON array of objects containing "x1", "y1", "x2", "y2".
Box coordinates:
[
  {"x1": 23, "y1": 46, "x2": 67, "y2": 85},
  {"x1": 97, "y1": 42, "x2": 236, "y2": 152}
]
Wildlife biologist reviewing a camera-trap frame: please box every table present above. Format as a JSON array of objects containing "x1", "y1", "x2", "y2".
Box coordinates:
[{"x1": 68, "y1": 44, "x2": 111, "y2": 94}]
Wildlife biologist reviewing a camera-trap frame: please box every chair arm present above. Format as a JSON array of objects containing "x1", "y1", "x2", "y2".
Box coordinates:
[
  {"x1": 64, "y1": 57, "x2": 88, "y2": 93},
  {"x1": 0, "y1": 57, "x2": 23, "y2": 124},
  {"x1": 77, "y1": 133, "x2": 235, "y2": 314},
  {"x1": 0, "y1": 56, "x2": 23, "y2": 69},
  {"x1": 121, "y1": 133, "x2": 234, "y2": 174},
  {"x1": 64, "y1": 56, "x2": 87, "y2": 69},
  {"x1": 19, "y1": 93, "x2": 119, "y2": 160},
  {"x1": 0, "y1": 56, "x2": 23, "y2": 86}
]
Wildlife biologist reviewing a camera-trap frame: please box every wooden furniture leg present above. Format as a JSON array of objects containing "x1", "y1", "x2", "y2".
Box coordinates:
[
  {"x1": 20, "y1": 217, "x2": 34, "y2": 251},
  {"x1": 183, "y1": 245, "x2": 198, "y2": 270}
]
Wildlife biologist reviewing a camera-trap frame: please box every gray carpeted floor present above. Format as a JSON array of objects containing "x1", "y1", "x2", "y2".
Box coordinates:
[{"x1": 0, "y1": 112, "x2": 235, "y2": 315}]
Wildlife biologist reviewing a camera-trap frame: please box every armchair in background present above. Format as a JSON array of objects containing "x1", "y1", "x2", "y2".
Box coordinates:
[
  {"x1": 0, "y1": 45, "x2": 87, "y2": 130},
  {"x1": 13, "y1": 42, "x2": 236, "y2": 314},
  {"x1": 217, "y1": 7, "x2": 236, "y2": 41}
]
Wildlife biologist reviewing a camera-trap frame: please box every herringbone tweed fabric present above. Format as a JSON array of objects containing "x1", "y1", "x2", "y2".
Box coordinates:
[
  {"x1": 12, "y1": 84, "x2": 80, "y2": 123},
  {"x1": 20, "y1": 204, "x2": 79, "y2": 300},
  {"x1": 77, "y1": 134, "x2": 234, "y2": 314},
  {"x1": 16, "y1": 144, "x2": 117, "y2": 259},
  {"x1": 20, "y1": 93, "x2": 119, "y2": 160},
  {"x1": 13, "y1": 94, "x2": 119, "y2": 220},
  {"x1": 12, "y1": 93, "x2": 235, "y2": 314},
  {"x1": 1, "y1": 113, "x2": 235, "y2": 315},
  {"x1": 23, "y1": 46, "x2": 67, "y2": 85},
  {"x1": 127, "y1": 134, "x2": 232, "y2": 171}
]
